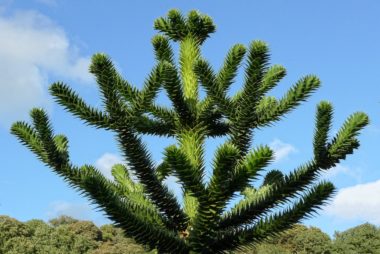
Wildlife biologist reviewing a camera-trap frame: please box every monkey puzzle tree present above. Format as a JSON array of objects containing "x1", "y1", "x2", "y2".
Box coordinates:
[{"x1": 11, "y1": 9, "x2": 368, "y2": 253}]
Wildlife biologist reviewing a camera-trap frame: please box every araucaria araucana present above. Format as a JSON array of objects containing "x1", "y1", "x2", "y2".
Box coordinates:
[{"x1": 11, "y1": 9, "x2": 369, "y2": 253}]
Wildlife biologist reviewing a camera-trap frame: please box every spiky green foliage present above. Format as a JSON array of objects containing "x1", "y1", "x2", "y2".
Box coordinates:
[{"x1": 11, "y1": 9, "x2": 368, "y2": 254}]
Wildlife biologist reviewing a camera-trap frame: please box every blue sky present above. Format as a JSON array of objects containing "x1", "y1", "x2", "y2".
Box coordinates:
[{"x1": 0, "y1": 0, "x2": 380, "y2": 237}]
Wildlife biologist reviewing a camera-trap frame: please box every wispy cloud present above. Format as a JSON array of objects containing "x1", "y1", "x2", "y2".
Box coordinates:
[
  {"x1": 322, "y1": 164, "x2": 362, "y2": 183},
  {"x1": 95, "y1": 153, "x2": 124, "y2": 180},
  {"x1": 45, "y1": 200, "x2": 110, "y2": 225},
  {"x1": 35, "y1": 0, "x2": 58, "y2": 7},
  {"x1": 324, "y1": 179, "x2": 380, "y2": 224},
  {"x1": 0, "y1": 10, "x2": 92, "y2": 127},
  {"x1": 269, "y1": 138, "x2": 297, "y2": 162},
  {"x1": 46, "y1": 200, "x2": 92, "y2": 220}
]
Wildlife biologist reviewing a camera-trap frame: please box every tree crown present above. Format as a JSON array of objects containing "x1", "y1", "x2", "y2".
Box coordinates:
[{"x1": 11, "y1": 9, "x2": 369, "y2": 253}]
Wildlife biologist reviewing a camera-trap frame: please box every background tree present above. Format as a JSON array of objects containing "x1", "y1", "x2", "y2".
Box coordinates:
[
  {"x1": 0, "y1": 215, "x2": 154, "y2": 254},
  {"x1": 287, "y1": 225, "x2": 332, "y2": 254},
  {"x1": 268, "y1": 224, "x2": 332, "y2": 254},
  {"x1": 0, "y1": 216, "x2": 32, "y2": 253},
  {"x1": 332, "y1": 223, "x2": 380, "y2": 254},
  {"x1": 11, "y1": 9, "x2": 369, "y2": 253},
  {"x1": 1, "y1": 215, "x2": 380, "y2": 253},
  {"x1": 24, "y1": 219, "x2": 56, "y2": 253},
  {"x1": 246, "y1": 243, "x2": 290, "y2": 254},
  {"x1": 49, "y1": 215, "x2": 79, "y2": 227},
  {"x1": 245, "y1": 224, "x2": 331, "y2": 254}
]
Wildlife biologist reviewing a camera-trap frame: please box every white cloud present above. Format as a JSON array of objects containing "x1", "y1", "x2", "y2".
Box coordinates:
[
  {"x1": 269, "y1": 138, "x2": 297, "y2": 162},
  {"x1": 46, "y1": 200, "x2": 92, "y2": 220},
  {"x1": 0, "y1": 10, "x2": 92, "y2": 126},
  {"x1": 95, "y1": 153, "x2": 124, "y2": 180},
  {"x1": 46, "y1": 200, "x2": 111, "y2": 225},
  {"x1": 321, "y1": 164, "x2": 362, "y2": 183},
  {"x1": 325, "y1": 179, "x2": 380, "y2": 224}
]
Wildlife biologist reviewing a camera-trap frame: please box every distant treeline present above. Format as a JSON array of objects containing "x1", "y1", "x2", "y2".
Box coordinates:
[{"x1": 0, "y1": 215, "x2": 379, "y2": 253}]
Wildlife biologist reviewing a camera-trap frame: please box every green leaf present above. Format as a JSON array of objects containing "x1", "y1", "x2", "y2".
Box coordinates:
[
  {"x1": 186, "y1": 10, "x2": 216, "y2": 43},
  {"x1": 194, "y1": 59, "x2": 233, "y2": 118},
  {"x1": 256, "y1": 75, "x2": 321, "y2": 127},
  {"x1": 217, "y1": 44, "x2": 246, "y2": 92},
  {"x1": 11, "y1": 121, "x2": 48, "y2": 163},
  {"x1": 214, "y1": 182, "x2": 335, "y2": 252},
  {"x1": 179, "y1": 36, "x2": 200, "y2": 101},
  {"x1": 132, "y1": 64, "x2": 163, "y2": 115},
  {"x1": 313, "y1": 101, "x2": 333, "y2": 168},
  {"x1": 259, "y1": 64, "x2": 287, "y2": 95},
  {"x1": 50, "y1": 82, "x2": 112, "y2": 129},
  {"x1": 164, "y1": 145, "x2": 205, "y2": 196},
  {"x1": 117, "y1": 126, "x2": 189, "y2": 232},
  {"x1": 152, "y1": 35, "x2": 175, "y2": 64},
  {"x1": 327, "y1": 112, "x2": 369, "y2": 163},
  {"x1": 161, "y1": 61, "x2": 193, "y2": 126},
  {"x1": 89, "y1": 53, "x2": 127, "y2": 117},
  {"x1": 154, "y1": 9, "x2": 188, "y2": 42}
]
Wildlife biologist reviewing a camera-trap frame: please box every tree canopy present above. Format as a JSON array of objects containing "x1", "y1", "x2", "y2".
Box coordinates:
[
  {"x1": 11, "y1": 9, "x2": 368, "y2": 253},
  {"x1": 333, "y1": 223, "x2": 380, "y2": 254},
  {"x1": 0, "y1": 215, "x2": 153, "y2": 254},
  {"x1": 1, "y1": 216, "x2": 379, "y2": 253}
]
